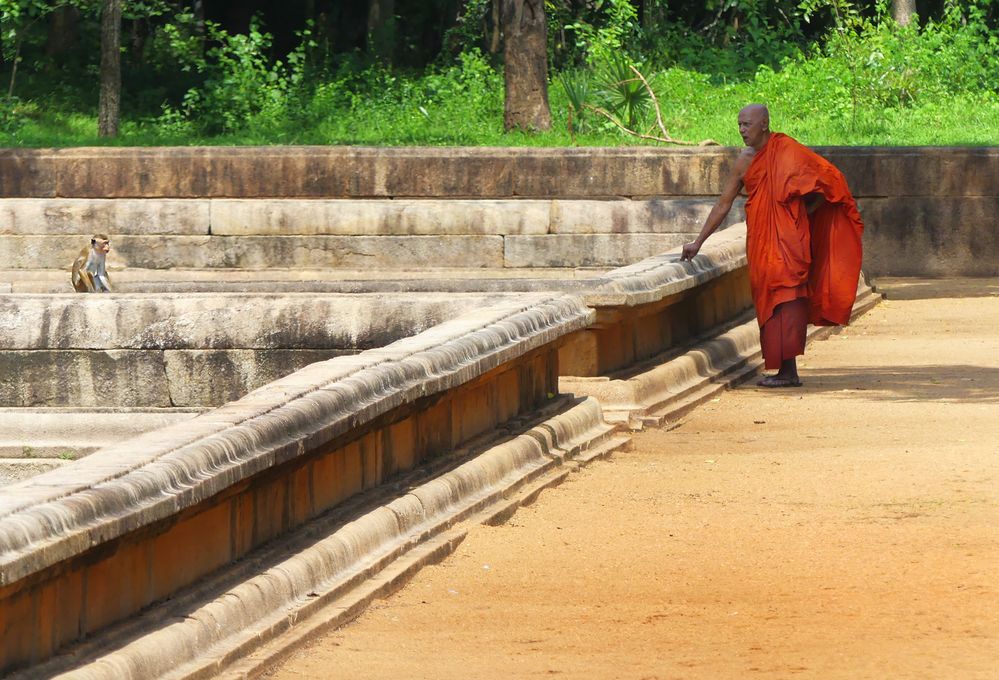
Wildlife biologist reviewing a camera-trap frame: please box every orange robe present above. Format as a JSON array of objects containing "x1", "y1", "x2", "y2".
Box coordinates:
[{"x1": 743, "y1": 133, "x2": 864, "y2": 366}]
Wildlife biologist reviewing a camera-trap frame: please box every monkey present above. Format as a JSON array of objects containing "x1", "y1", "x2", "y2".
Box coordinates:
[{"x1": 71, "y1": 234, "x2": 112, "y2": 293}]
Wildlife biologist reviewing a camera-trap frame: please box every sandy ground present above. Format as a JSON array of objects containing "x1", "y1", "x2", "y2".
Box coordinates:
[{"x1": 267, "y1": 293, "x2": 999, "y2": 680}]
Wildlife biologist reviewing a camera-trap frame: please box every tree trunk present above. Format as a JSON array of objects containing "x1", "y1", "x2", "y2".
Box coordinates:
[
  {"x1": 892, "y1": 0, "x2": 916, "y2": 25},
  {"x1": 367, "y1": 0, "x2": 396, "y2": 65},
  {"x1": 502, "y1": 0, "x2": 551, "y2": 132},
  {"x1": 46, "y1": 6, "x2": 81, "y2": 59},
  {"x1": 192, "y1": 0, "x2": 205, "y2": 39},
  {"x1": 489, "y1": 0, "x2": 501, "y2": 54},
  {"x1": 129, "y1": 18, "x2": 149, "y2": 63},
  {"x1": 98, "y1": 0, "x2": 121, "y2": 137}
]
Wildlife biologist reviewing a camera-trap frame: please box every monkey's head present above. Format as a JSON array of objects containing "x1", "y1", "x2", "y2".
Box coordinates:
[{"x1": 91, "y1": 234, "x2": 111, "y2": 253}]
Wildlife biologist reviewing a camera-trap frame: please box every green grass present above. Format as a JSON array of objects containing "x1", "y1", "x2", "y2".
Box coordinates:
[
  {"x1": 3, "y1": 51, "x2": 997, "y2": 148},
  {"x1": 6, "y1": 85, "x2": 996, "y2": 148},
  {"x1": 2, "y1": 5, "x2": 996, "y2": 148}
]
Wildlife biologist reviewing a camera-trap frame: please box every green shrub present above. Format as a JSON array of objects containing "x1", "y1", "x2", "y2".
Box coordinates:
[{"x1": 158, "y1": 14, "x2": 307, "y2": 134}]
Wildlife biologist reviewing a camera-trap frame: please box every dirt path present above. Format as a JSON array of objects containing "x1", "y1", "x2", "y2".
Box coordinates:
[{"x1": 267, "y1": 293, "x2": 999, "y2": 680}]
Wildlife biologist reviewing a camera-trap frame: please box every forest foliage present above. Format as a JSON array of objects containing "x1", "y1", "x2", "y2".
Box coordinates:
[{"x1": 0, "y1": 0, "x2": 996, "y2": 146}]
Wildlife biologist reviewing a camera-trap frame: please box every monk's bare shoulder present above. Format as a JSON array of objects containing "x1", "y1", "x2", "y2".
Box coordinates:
[
  {"x1": 717, "y1": 147, "x2": 755, "y2": 198},
  {"x1": 734, "y1": 146, "x2": 756, "y2": 177}
]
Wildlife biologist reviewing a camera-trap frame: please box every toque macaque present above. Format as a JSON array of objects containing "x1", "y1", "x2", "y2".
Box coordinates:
[{"x1": 71, "y1": 234, "x2": 112, "y2": 293}]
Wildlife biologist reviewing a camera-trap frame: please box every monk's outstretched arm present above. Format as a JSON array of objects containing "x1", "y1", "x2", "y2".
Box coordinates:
[{"x1": 681, "y1": 150, "x2": 753, "y2": 261}]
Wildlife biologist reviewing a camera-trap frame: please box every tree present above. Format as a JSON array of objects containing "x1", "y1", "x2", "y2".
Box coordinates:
[
  {"x1": 501, "y1": 0, "x2": 550, "y2": 132},
  {"x1": 892, "y1": 0, "x2": 915, "y2": 25},
  {"x1": 97, "y1": 0, "x2": 119, "y2": 136},
  {"x1": 2, "y1": 0, "x2": 71, "y2": 97},
  {"x1": 367, "y1": 0, "x2": 395, "y2": 64}
]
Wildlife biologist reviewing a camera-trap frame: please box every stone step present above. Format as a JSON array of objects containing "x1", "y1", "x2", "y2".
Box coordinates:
[
  {"x1": 0, "y1": 146, "x2": 738, "y2": 197},
  {"x1": 0, "y1": 266, "x2": 611, "y2": 293},
  {"x1": 13, "y1": 397, "x2": 627, "y2": 680},
  {"x1": 0, "y1": 198, "x2": 734, "y2": 236},
  {"x1": 0, "y1": 459, "x2": 70, "y2": 487},
  {"x1": 0, "y1": 232, "x2": 699, "y2": 271},
  {"x1": 0, "y1": 348, "x2": 350, "y2": 408},
  {"x1": 0, "y1": 293, "x2": 509, "y2": 349},
  {"x1": 2, "y1": 146, "x2": 991, "y2": 199},
  {"x1": 0, "y1": 408, "x2": 203, "y2": 459},
  {"x1": 0, "y1": 292, "x2": 527, "y2": 408}
]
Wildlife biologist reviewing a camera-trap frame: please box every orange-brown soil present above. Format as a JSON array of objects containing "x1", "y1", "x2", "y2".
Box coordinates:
[{"x1": 268, "y1": 293, "x2": 999, "y2": 680}]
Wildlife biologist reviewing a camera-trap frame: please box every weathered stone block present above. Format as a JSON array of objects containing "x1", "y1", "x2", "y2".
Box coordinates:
[
  {"x1": 163, "y1": 349, "x2": 347, "y2": 407},
  {"x1": 504, "y1": 233, "x2": 690, "y2": 268},
  {"x1": 507, "y1": 148, "x2": 734, "y2": 197},
  {"x1": 83, "y1": 540, "x2": 153, "y2": 634},
  {"x1": 0, "y1": 198, "x2": 210, "y2": 236},
  {"x1": 451, "y1": 380, "x2": 498, "y2": 445},
  {"x1": 209, "y1": 199, "x2": 550, "y2": 236},
  {"x1": 550, "y1": 198, "x2": 743, "y2": 234},
  {"x1": 858, "y1": 196, "x2": 999, "y2": 276},
  {"x1": 0, "y1": 350, "x2": 171, "y2": 407},
  {"x1": 150, "y1": 503, "x2": 232, "y2": 603},
  {"x1": 0, "y1": 150, "x2": 58, "y2": 197},
  {"x1": 1, "y1": 146, "x2": 995, "y2": 202},
  {"x1": 0, "y1": 234, "x2": 506, "y2": 269},
  {"x1": 819, "y1": 146, "x2": 999, "y2": 198},
  {"x1": 359, "y1": 430, "x2": 383, "y2": 490},
  {"x1": 0, "y1": 294, "x2": 492, "y2": 351},
  {"x1": 384, "y1": 417, "x2": 416, "y2": 476},
  {"x1": 53, "y1": 147, "x2": 214, "y2": 197}
]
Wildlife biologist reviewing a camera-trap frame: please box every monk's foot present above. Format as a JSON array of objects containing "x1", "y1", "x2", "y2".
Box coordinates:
[{"x1": 757, "y1": 375, "x2": 802, "y2": 388}]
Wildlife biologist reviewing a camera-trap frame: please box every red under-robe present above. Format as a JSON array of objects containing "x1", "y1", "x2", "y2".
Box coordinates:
[{"x1": 742, "y1": 133, "x2": 864, "y2": 368}]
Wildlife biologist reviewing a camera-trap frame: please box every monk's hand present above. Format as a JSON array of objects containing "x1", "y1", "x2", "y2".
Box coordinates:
[{"x1": 680, "y1": 241, "x2": 700, "y2": 261}]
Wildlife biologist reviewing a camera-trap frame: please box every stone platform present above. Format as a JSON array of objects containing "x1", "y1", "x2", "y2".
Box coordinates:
[{"x1": 0, "y1": 144, "x2": 935, "y2": 677}]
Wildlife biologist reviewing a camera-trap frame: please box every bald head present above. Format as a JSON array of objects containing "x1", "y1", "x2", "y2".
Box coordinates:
[
  {"x1": 740, "y1": 104, "x2": 769, "y2": 124},
  {"x1": 738, "y1": 104, "x2": 771, "y2": 150}
]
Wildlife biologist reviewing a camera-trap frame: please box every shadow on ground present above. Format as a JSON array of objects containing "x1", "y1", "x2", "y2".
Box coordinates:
[
  {"x1": 873, "y1": 277, "x2": 999, "y2": 300},
  {"x1": 768, "y1": 364, "x2": 999, "y2": 403}
]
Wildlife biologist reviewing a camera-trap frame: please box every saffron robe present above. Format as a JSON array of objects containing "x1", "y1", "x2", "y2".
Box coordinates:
[
  {"x1": 743, "y1": 134, "x2": 865, "y2": 340},
  {"x1": 760, "y1": 297, "x2": 809, "y2": 370}
]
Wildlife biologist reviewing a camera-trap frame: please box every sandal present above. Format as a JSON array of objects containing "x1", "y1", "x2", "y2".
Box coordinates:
[{"x1": 757, "y1": 376, "x2": 802, "y2": 388}]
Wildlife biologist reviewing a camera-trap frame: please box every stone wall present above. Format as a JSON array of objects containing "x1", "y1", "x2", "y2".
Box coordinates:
[
  {"x1": 0, "y1": 221, "x2": 762, "y2": 676},
  {"x1": 0, "y1": 196, "x2": 736, "y2": 275},
  {"x1": 0, "y1": 293, "x2": 521, "y2": 407},
  {"x1": 0, "y1": 142, "x2": 966, "y2": 677},
  {"x1": 0, "y1": 145, "x2": 993, "y2": 276},
  {"x1": 0, "y1": 293, "x2": 593, "y2": 675}
]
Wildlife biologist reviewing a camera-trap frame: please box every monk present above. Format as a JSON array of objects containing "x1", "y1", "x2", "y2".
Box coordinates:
[{"x1": 681, "y1": 104, "x2": 864, "y2": 387}]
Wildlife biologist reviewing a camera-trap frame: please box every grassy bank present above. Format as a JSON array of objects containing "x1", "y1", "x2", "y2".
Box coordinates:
[{"x1": 2, "y1": 11, "x2": 996, "y2": 148}]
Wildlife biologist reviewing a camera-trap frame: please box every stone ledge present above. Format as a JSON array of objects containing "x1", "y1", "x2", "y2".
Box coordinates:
[
  {"x1": 0, "y1": 459, "x2": 70, "y2": 486},
  {"x1": 0, "y1": 266, "x2": 610, "y2": 294},
  {"x1": 0, "y1": 197, "x2": 739, "y2": 237},
  {"x1": 579, "y1": 222, "x2": 747, "y2": 307},
  {"x1": 0, "y1": 293, "x2": 513, "y2": 350},
  {"x1": 871, "y1": 277, "x2": 999, "y2": 300},
  {"x1": 561, "y1": 281, "x2": 880, "y2": 429},
  {"x1": 1, "y1": 232, "x2": 714, "y2": 271},
  {"x1": 0, "y1": 408, "x2": 203, "y2": 459},
  {"x1": 0, "y1": 234, "x2": 507, "y2": 270},
  {"x1": 503, "y1": 233, "x2": 693, "y2": 269},
  {"x1": 0, "y1": 146, "x2": 993, "y2": 198},
  {"x1": 12, "y1": 397, "x2": 623, "y2": 680},
  {"x1": 0, "y1": 292, "x2": 594, "y2": 586},
  {"x1": 0, "y1": 198, "x2": 210, "y2": 235}
]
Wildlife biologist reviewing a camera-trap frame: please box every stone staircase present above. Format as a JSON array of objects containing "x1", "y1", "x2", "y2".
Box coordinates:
[{"x1": 0, "y1": 196, "x2": 742, "y2": 293}]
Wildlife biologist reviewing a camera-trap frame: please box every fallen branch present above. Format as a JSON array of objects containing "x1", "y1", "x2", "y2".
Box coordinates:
[
  {"x1": 629, "y1": 65, "x2": 674, "y2": 142},
  {"x1": 586, "y1": 103, "x2": 718, "y2": 146},
  {"x1": 586, "y1": 65, "x2": 719, "y2": 146}
]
